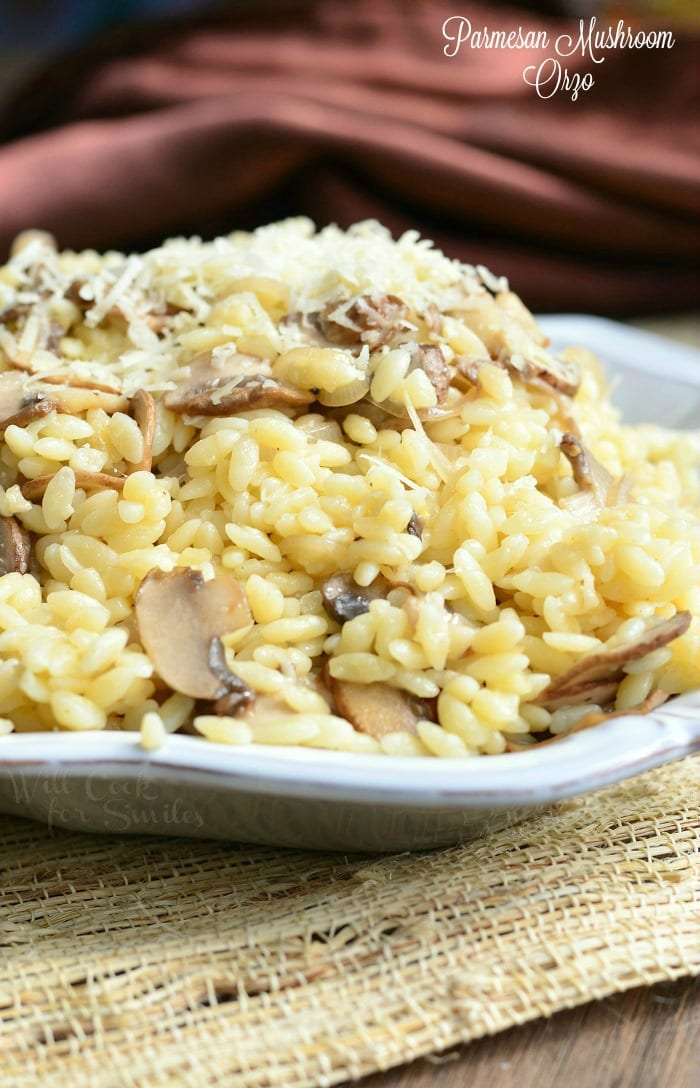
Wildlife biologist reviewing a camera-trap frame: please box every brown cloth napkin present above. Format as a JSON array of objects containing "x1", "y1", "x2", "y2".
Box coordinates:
[{"x1": 1, "y1": 0, "x2": 698, "y2": 314}]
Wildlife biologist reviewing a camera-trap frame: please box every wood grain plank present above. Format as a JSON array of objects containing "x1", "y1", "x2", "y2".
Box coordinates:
[{"x1": 354, "y1": 978, "x2": 699, "y2": 1088}]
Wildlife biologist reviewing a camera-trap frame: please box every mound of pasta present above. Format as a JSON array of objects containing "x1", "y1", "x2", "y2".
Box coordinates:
[{"x1": 0, "y1": 221, "x2": 697, "y2": 756}]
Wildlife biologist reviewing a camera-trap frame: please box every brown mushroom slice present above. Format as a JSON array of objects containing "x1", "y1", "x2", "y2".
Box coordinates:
[
  {"x1": 164, "y1": 351, "x2": 312, "y2": 417},
  {"x1": 506, "y1": 350, "x2": 579, "y2": 397},
  {"x1": 4, "y1": 369, "x2": 128, "y2": 415},
  {"x1": 0, "y1": 516, "x2": 31, "y2": 575},
  {"x1": 508, "y1": 688, "x2": 671, "y2": 752},
  {"x1": 407, "y1": 343, "x2": 450, "y2": 404},
  {"x1": 65, "y1": 282, "x2": 184, "y2": 332},
  {"x1": 453, "y1": 356, "x2": 491, "y2": 390},
  {"x1": 563, "y1": 687, "x2": 671, "y2": 733},
  {"x1": 144, "y1": 301, "x2": 190, "y2": 333},
  {"x1": 64, "y1": 281, "x2": 92, "y2": 312},
  {"x1": 168, "y1": 372, "x2": 314, "y2": 416},
  {"x1": 329, "y1": 678, "x2": 424, "y2": 740},
  {"x1": 21, "y1": 470, "x2": 127, "y2": 502},
  {"x1": 317, "y1": 294, "x2": 410, "y2": 349},
  {"x1": 560, "y1": 432, "x2": 622, "y2": 507},
  {"x1": 455, "y1": 354, "x2": 579, "y2": 401},
  {"x1": 40, "y1": 374, "x2": 123, "y2": 395},
  {"x1": 135, "y1": 566, "x2": 252, "y2": 700},
  {"x1": 0, "y1": 302, "x2": 32, "y2": 325},
  {"x1": 130, "y1": 389, "x2": 156, "y2": 472},
  {"x1": 320, "y1": 573, "x2": 390, "y2": 625},
  {"x1": 0, "y1": 371, "x2": 59, "y2": 433},
  {"x1": 535, "y1": 612, "x2": 691, "y2": 709},
  {"x1": 64, "y1": 281, "x2": 123, "y2": 324},
  {"x1": 406, "y1": 513, "x2": 423, "y2": 539},
  {"x1": 0, "y1": 399, "x2": 58, "y2": 435},
  {"x1": 208, "y1": 637, "x2": 254, "y2": 715},
  {"x1": 453, "y1": 300, "x2": 579, "y2": 396},
  {"x1": 278, "y1": 310, "x2": 330, "y2": 348}
]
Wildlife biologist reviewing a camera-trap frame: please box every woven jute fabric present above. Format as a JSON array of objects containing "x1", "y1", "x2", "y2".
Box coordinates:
[{"x1": 1, "y1": 758, "x2": 698, "y2": 1088}]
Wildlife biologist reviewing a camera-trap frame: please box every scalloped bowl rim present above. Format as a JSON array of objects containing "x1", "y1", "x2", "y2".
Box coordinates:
[
  {"x1": 0, "y1": 689, "x2": 698, "y2": 809},
  {"x1": 0, "y1": 319, "x2": 699, "y2": 821}
]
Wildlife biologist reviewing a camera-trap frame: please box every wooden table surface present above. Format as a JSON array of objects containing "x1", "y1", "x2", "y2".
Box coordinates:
[{"x1": 355, "y1": 977, "x2": 699, "y2": 1088}]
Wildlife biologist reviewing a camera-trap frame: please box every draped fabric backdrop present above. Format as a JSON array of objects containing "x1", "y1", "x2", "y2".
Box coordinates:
[{"x1": 0, "y1": 0, "x2": 698, "y2": 313}]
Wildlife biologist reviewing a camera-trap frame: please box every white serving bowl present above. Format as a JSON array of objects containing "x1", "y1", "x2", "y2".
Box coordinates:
[{"x1": 0, "y1": 319, "x2": 698, "y2": 850}]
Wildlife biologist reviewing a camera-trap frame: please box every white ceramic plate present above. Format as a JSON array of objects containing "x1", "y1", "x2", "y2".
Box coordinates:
[{"x1": 0, "y1": 318, "x2": 698, "y2": 851}]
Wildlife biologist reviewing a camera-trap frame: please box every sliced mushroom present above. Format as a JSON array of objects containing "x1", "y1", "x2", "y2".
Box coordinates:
[
  {"x1": 279, "y1": 310, "x2": 329, "y2": 348},
  {"x1": 39, "y1": 374, "x2": 123, "y2": 395},
  {"x1": 316, "y1": 294, "x2": 410, "y2": 349},
  {"x1": 64, "y1": 281, "x2": 92, "y2": 312},
  {"x1": 164, "y1": 352, "x2": 313, "y2": 417},
  {"x1": 135, "y1": 566, "x2": 252, "y2": 701},
  {"x1": 64, "y1": 282, "x2": 185, "y2": 333},
  {"x1": 454, "y1": 357, "x2": 491, "y2": 389},
  {"x1": 407, "y1": 343, "x2": 450, "y2": 404},
  {"x1": 1, "y1": 399, "x2": 58, "y2": 435},
  {"x1": 0, "y1": 371, "x2": 127, "y2": 423},
  {"x1": 0, "y1": 302, "x2": 32, "y2": 325},
  {"x1": 145, "y1": 301, "x2": 190, "y2": 333},
  {"x1": 505, "y1": 351, "x2": 579, "y2": 397},
  {"x1": 320, "y1": 573, "x2": 390, "y2": 625},
  {"x1": 560, "y1": 432, "x2": 624, "y2": 508},
  {"x1": 0, "y1": 516, "x2": 31, "y2": 575},
  {"x1": 563, "y1": 687, "x2": 671, "y2": 733},
  {"x1": 208, "y1": 637, "x2": 254, "y2": 715},
  {"x1": 452, "y1": 299, "x2": 579, "y2": 396},
  {"x1": 507, "y1": 688, "x2": 671, "y2": 751},
  {"x1": 21, "y1": 470, "x2": 126, "y2": 502},
  {"x1": 64, "y1": 281, "x2": 123, "y2": 325},
  {"x1": 172, "y1": 373, "x2": 314, "y2": 416},
  {"x1": 455, "y1": 351, "x2": 579, "y2": 398},
  {"x1": 535, "y1": 612, "x2": 691, "y2": 709},
  {"x1": 329, "y1": 678, "x2": 427, "y2": 740},
  {"x1": 406, "y1": 513, "x2": 423, "y2": 539},
  {"x1": 130, "y1": 389, "x2": 156, "y2": 472},
  {"x1": 0, "y1": 371, "x2": 58, "y2": 433}
]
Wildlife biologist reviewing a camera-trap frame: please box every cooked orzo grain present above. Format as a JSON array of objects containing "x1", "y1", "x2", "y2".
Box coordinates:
[{"x1": 0, "y1": 220, "x2": 697, "y2": 756}]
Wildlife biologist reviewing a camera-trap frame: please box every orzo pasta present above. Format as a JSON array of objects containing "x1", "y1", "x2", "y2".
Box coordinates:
[{"x1": 0, "y1": 220, "x2": 697, "y2": 757}]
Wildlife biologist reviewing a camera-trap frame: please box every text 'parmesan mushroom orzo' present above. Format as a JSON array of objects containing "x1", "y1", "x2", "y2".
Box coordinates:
[{"x1": 0, "y1": 221, "x2": 698, "y2": 756}]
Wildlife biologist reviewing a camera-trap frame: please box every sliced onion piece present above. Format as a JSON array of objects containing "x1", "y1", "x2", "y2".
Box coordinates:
[
  {"x1": 130, "y1": 389, "x2": 156, "y2": 471},
  {"x1": 317, "y1": 375, "x2": 370, "y2": 407}
]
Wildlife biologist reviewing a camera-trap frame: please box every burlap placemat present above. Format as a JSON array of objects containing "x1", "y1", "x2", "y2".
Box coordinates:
[{"x1": 1, "y1": 757, "x2": 698, "y2": 1087}]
